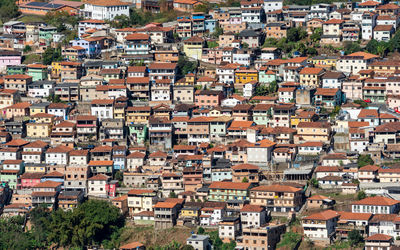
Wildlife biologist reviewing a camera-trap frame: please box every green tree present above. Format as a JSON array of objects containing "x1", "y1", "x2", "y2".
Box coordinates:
[
  {"x1": 344, "y1": 41, "x2": 362, "y2": 55},
  {"x1": 307, "y1": 47, "x2": 318, "y2": 56},
  {"x1": 46, "y1": 200, "x2": 124, "y2": 248},
  {"x1": 242, "y1": 42, "x2": 249, "y2": 49},
  {"x1": 254, "y1": 85, "x2": 268, "y2": 96},
  {"x1": 262, "y1": 38, "x2": 278, "y2": 48},
  {"x1": 376, "y1": 43, "x2": 387, "y2": 57},
  {"x1": 197, "y1": 227, "x2": 205, "y2": 234},
  {"x1": 42, "y1": 46, "x2": 62, "y2": 65},
  {"x1": 111, "y1": 15, "x2": 131, "y2": 29},
  {"x1": 169, "y1": 191, "x2": 177, "y2": 198},
  {"x1": 211, "y1": 27, "x2": 223, "y2": 38},
  {"x1": 177, "y1": 56, "x2": 198, "y2": 78},
  {"x1": 357, "y1": 154, "x2": 374, "y2": 168},
  {"x1": 268, "y1": 80, "x2": 278, "y2": 93},
  {"x1": 207, "y1": 41, "x2": 219, "y2": 48},
  {"x1": 0, "y1": 0, "x2": 19, "y2": 23},
  {"x1": 242, "y1": 177, "x2": 248, "y2": 183},
  {"x1": 115, "y1": 170, "x2": 123, "y2": 182},
  {"x1": 366, "y1": 39, "x2": 379, "y2": 54},
  {"x1": 357, "y1": 191, "x2": 366, "y2": 200},
  {"x1": 310, "y1": 28, "x2": 322, "y2": 43},
  {"x1": 309, "y1": 178, "x2": 318, "y2": 188},
  {"x1": 23, "y1": 45, "x2": 32, "y2": 53},
  {"x1": 277, "y1": 232, "x2": 302, "y2": 249},
  {"x1": 348, "y1": 230, "x2": 363, "y2": 245}
]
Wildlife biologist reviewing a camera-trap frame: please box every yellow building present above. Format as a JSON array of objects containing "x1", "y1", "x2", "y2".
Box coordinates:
[
  {"x1": 183, "y1": 36, "x2": 204, "y2": 60},
  {"x1": 290, "y1": 111, "x2": 318, "y2": 128},
  {"x1": 125, "y1": 106, "x2": 152, "y2": 125},
  {"x1": 25, "y1": 165, "x2": 46, "y2": 173},
  {"x1": 26, "y1": 123, "x2": 52, "y2": 138},
  {"x1": 368, "y1": 61, "x2": 400, "y2": 74},
  {"x1": 32, "y1": 113, "x2": 55, "y2": 124},
  {"x1": 309, "y1": 56, "x2": 338, "y2": 69},
  {"x1": 295, "y1": 121, "x2": 331, "y2": 144},
  {"x1": 114, "y1": 103, "x2": 126, "y2": 120},
  {"x1": 30, "y1": 104, "x2": 49, "y2": 116},
  {"x1": 299, "y1": 67, "x2": 325, "y2": 88},
  {"x1": 51, "y1": 61, "x2": 62, "y2": 78},
  {"x1": 235, "y1": 69, "x2": 259, "y2": 85}
]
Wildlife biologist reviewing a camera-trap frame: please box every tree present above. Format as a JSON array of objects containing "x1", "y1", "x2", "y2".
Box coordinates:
[
  {"x1": 366, "y1": 39, "x2": 379, "y2": 54},
  {"x1": 111, "y1": 15, "x2": 131, "y2": 29},
  {"x1": 310, "y1": 28, "x2": 322, "y2": 43},
  {"x1": 242, "y1": 42, "x2": 249, "y2": 49},
  {"x1": 211, "y1": 27, "x2": 223, "y2": 38},
  {"x1": 376, "y1": 42, "x2": 387, "y2": 57},
  {"x1": 242, "y1": 177, "x2": 248, "y2": 183},
  {"x1": 287, "y1": 27, "x2": 307, "y2": 43},
  {"x1": 207, "y1": 41, "x2": 219, "y2": 48},
  {"x1": 357, "y1": 154, "x2": 374, "y2": 168},
  {"x1": 0, "y1": 0, "x2": 19, "y2": 23},
  {"x1": 46, "y1": 200, "x2": 124, "y2": 248},
  {"x1": 348, "y1": 230, "x2": 363, "y2": 245},
  {"x1": 115, "y1": 170, "x2": 123, "y2": 182},
  {"x1": 42, "y1": 46, "x2": 62, "y2": 65},
  {"x1": 23, "y1": 45, "x2": 32, "y2": 53},
  {"x1": 268, "y1": 80, "x2": 278, "y2": 93},
  {"x1": 197, "y1": 227, "x2": 205, "y2": 234},
  {"x1": 177, "y1": 56, "x2": 198, "y2": 77},
  {"x1": 357, "y1": 191, "x2": 366, "y2": 200},
  {"x1": 344, "y1": 41, "x2": 362, "y2": 55},
  {"x1": 254, "y1": 85, "x2": 268, "y2": 96},
  {"x1": 181, "y1": 245, "x2": 195, "y2": 250},
  {"x1": 169, "y1": 191, "x2": 177, "y2": 198},
  {"x1": 47, "y1": 94, "x2": 63, "y2": 103},
  {"x1": 309, "y1": 178, "x2": 318, "y2": 188}
]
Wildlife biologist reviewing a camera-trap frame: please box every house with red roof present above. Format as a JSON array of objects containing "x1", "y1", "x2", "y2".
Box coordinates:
[
  {"x1": 307, "y1": 195, "x2": 335, "y2": 209},
  {"x1": 250, "y1": 184, "x2": 303, "y2": 212},
  {"x1": 352, "y1": 196, "x2": 400, "y2": 214},
  {"x1": 358, "y1": 165, "x2": 379, "y2": 182},
  {"x1": 302, "y1": 209, "x2": 340, "y2": 243},
  {"x1": 31, "y1": 180, "x2": 62, "y2": 208},
  {"x1": 365, "y1": 234, "x2": 394, "y2": 250},
  {"x1": 240, "y1": 204, "x2": 266, "y2": 227}
]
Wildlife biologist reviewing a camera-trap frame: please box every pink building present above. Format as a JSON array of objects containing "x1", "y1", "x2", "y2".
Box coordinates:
[
  {"x1": 387, "y1": 95, "x2": 400, "y2": 111},
  {"x1": 4, "y1": 102, "x2": 31, "y2": 119},
  {"x1": 0, "y1": 50, "x2": 22, "y2": 71},
  {"x1": 106, "y1": 180, "x2": 118, "y2": 197},
  {"x1": 19, "y1": 172, "x2": 44, "y2": 189},
  {"x1": 195, "y1": 90, "x2": 223, "y2": 108},
  {"x1": 342, "y1": 76, "x2": 364, "y2": 100}
]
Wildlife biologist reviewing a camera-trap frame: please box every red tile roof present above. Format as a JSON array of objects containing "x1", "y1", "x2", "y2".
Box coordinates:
[
  {"x1": 352, "y1": 196, "x2": 400, "y2": 206},
  {"x1": 209, "y1": 181, "x2": 251, "y2": 190},
  {"x1": 251, "y1": 184, "x2": 301, "y2": 192},
  {"x1": 303, "y1": 209, "x2": 339, "y2": 221}
]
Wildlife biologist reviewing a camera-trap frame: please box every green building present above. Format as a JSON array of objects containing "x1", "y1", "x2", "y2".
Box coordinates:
[
  {"x1": 7, "y1": 65, "x2": 26, "y2": 75},
  {"x1": 259, "y1": 68, "x2": 276, "y2": 84},
  {"x1": 39, "y1": 26, "x2": 57, "y2": 45},
  {"x1": 252, "y1": 104, "x2": 273, "y2": 125},
  {"x1": 207, "y1": 181, "x2": 251, "y2": 201},
  {"x1": 209, "y1": 117, "x2": 232, "y2": 142},
  {"x1": 128, "y1": 124, "x2": 148, "y2": 145},
  {"x1": 27, "y1": 64, "x2": 48, "y2": 81}
]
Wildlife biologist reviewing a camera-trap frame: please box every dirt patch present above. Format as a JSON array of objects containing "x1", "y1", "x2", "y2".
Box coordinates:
[{"x1": 119, "y1": 223, "x2": 194, "y2": 247}]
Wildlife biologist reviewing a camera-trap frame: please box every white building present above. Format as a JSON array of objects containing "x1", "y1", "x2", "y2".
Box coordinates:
[
  {"x1": 373, "y1": 25, "x2": 394, "y2": 41},
  {"x1": 240, "y1": 204, "x2": 266, "y2": 228},
  {"x1": 88, "y1": 174, "x2": 109, "y2": 197},
  {"x1": 48, "y1": 103, "x2": 70, "y2": 118},
  {"x1": 278, "y1": 87, "x2": 296, "y2": 103},
  {"x1": 302, "y1": 210, "x2": 339, "y2": 242},
  {"x1": 321, "y1": 71, "x2": 346, "y2": 89},
  {"x1": 82, "y1": 0, "x2": 130, "y2": 21},
  {"x1": 27, "y1": 80, "x2": 55, "y2": 98},
  {"x1": 336, "y1": 51, "x2": 378, "y2": 75},
  {"x1": 45, "y1": 145, "x2": 71, "y2": 165},
  {"x1": 352, "y1": 196, "x2": 400, "y2": 214},
  {"x1": 148, "y1": 63, "x2": 177, "y2": 84},
  {"x1": 217, "y1": 64, "x2": 237, "y2": 84},
  {"x1": 91, "y1": 99, "x2": 114, "y2": 121},
  {"x1": 264, "y1": 0, "x2": 282, "y2": 13},
  {"x1": 78, "y1": 19, "x2": 106, "y2": 37},
  {"x1": 361, "y1": 12, "x2": 377, "y2": 40}
]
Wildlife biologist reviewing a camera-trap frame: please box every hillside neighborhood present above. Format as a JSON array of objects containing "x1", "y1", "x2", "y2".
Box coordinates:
[{"x1": 2, "y1": 0, "x2": 400, "y2": 249}]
